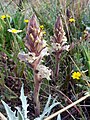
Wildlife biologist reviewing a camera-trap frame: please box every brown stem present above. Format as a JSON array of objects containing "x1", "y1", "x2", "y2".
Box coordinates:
[
  {"x1": 58, "y1": 90, "x2": 81, "y2": 114},
  {"x1": 55, "y1": 53, "x2": 61, "y2": 81},
  {"x1": 33, "y1": 71, "x2": 42, "y2": 116}
]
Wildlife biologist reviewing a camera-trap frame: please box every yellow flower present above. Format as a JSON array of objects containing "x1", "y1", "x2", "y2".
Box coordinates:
[
  {"x1": 0, "y1": 14, "x2": 10, "y2": 20},
  {"x1": 8, "y1": 28, "x2": 22, "y2": 34},
  {"x1": 1, "y1": 15, "x2": 6, "y2": 20},
  {"x1": 69, "y1": 18, "x2": 75, "y2": 23},
  {"x1": 42, "y1": 31, "x2": 46, "y2": 34},
  {"x1": 72, "y1": 72, "x2": 81, "y2": 80},
  {"x1": 24, "y1": 19, "x2": 29, "y2": 23},
  {"x1": 40, "y1": 25, "x2": 44, "y2": 30}
]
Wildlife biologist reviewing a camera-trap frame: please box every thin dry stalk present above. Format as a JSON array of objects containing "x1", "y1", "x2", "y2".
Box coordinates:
[
  {"x1": 44, "y1": 83, "x2": 81, "y2": 114},
  {"x1": 44, "y1": 94, "x2": 90, "y2": 120},
  {"x1": 0, "y1": 112, "x2": 7, "y2": 120}
]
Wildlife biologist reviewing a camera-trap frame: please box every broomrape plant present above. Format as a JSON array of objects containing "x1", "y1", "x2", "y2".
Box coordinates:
[
  {"x1": 18, "y1": 15, "x2": 70, "y2": 116},
  {"x1": 1, "y1": 1, "x2": 90, "y2": 120},
  {"x1": 18, "y1": 15, "x2": 51, "y2": 116},
  {"x1": 51, "y1": 16, "x2": 70, "y2": 80},
  {"x1": 1, "y1": 14, "x2": 70, "y2": 118}
]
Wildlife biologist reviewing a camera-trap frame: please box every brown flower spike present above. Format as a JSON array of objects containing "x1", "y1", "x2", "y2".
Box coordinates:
[
  {"x1": 51, "y1": 16, "x2": 70, "y2": 80},
  {"x1": 18, "y1": 15, "x2": 51, "y2": 116}
]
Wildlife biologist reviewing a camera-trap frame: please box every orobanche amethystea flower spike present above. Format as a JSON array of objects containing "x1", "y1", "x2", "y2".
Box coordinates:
[
  {"x1": 25, "y1": 15, "x2": 47, "y2": 56},
  {"x1": 51, "y1": 16, "x2": 70, "y2": 80},
  {"x1": 18, "y1": 15, "x2": 51, "y2": 116},
  {"x1": 51, "y1": 16, "x2": 70, "y2": 52},
  {"x1": 19, "y1": 15, "x2": 49, "y2": 69}
]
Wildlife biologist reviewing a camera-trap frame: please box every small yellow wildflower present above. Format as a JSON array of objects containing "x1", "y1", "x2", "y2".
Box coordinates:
[
  {"x1": 42, "y1": 31, "x2": 46, "y2": 34},
  {"x1": 72, "y1": 72, "x2": 81, "y2": 80},
  {"x1": 1, "y1": 15, "x2": 6, "y2": 20},
  {"x1": 24, "y1": 19, "x2": 29, "y2": 23},
  {"x1": 0, "y1": 14, "x2": 10, "y2": 20},
  {"x1": 69, "y1": 18, "x2": 75, "y2": 23},
  {"x1": 40, "y1": 25, "x2": 44, "y2": 30},
  {"x1": 8, "y1": 28, "x2": 22, "y2": 34}
]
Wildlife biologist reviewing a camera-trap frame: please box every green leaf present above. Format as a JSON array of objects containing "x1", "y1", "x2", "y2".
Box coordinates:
[
  {"x1": 35, "y1": 95, "x2": 60, "y2": 120},
  {"x1": 16, "y1": 34, "x2": 25, "y2": 51},
  {"x1": 1, "y1": 100, "x2": 18, "y2": 120},
  {"x1": 43, "y1": 94, "x2": 51, "y2": 112},
  {"x1": 0, "y1": 47, "x2": 13, "y2": 59},
  {"x1": 16, "y1": 107, "x2": 24, "y2": 120},
  {"x1": 57, "y1": 114, "x2": 61, "y2": 120},
  {"x1": 20, "y1": 84, "x2": 29, "y2": 120}
]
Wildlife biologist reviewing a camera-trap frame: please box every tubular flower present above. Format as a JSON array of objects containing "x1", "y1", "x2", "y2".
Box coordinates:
[
  {"x1": 36, "y1": 64, "x2": 52, "y2": 80},
  {"x1": 51, "y1": 16, "x2": 70, "y2": 52},
  {"x1": 72, "y1": 72, "x2": 81, "y2": 80},
  {"x1": 8, "y1": 28, "x2": 22, "y2": 34},
  {"x1": 69, "y1": 18, "x2": 75, "y2": 23},
  {"x1": 18, "y1": 52, "x2": 38, "y2": 63}
]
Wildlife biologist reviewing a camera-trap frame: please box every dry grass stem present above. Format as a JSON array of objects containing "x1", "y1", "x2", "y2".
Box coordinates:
[
  {"x1": 44, "y1": 94, "x2": 90, "y2": 120},
  {"x1": 0, "y1": 112, "x2": 7, "y2": 120}
]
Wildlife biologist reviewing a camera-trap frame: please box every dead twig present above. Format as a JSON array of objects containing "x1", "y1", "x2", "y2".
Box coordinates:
[
  {"x1": 0, "y1": 112, "x2": 7, "y2": 120},
  {"x1": 44, "y1": 94, "x2": 90, "y2": 120}
]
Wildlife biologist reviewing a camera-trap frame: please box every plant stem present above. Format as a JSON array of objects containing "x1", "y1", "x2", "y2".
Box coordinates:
[
  {"x1": 55, "y1": 53, "x2": 60, "y2": 81},
  {"x1": 4, "y1": 84, "x2": 18, "y2": 98},
  {"x1": 33, "y1": 72, "x2": 42, "y2": 116}
]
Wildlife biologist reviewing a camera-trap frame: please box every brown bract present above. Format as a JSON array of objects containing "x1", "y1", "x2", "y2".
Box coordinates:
[
  {"x1": 54, "y1": 16, "x2": 65, "y2": 43},
  {"x1": 25, "y1": 15, "x2": 45, "y2": 56}
]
